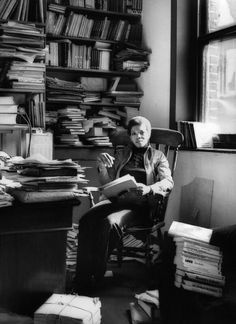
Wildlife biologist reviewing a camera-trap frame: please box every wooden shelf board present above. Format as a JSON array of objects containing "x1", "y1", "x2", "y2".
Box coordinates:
[
  {"x1": 0, "y1": 124, "x2": 29, "y2": 131},
  {"x1": 0, "y1": 88, "x2": 45, "y2": 93},
  {"x1": 46, "y1": 33, "x2": 117, "y2": 45},
  {"x1": 46, "y1": 66, "x2": 140, "y2": 77},
  {"x1": 66, "y1": 6, "x2": 141, "y2": 20}
]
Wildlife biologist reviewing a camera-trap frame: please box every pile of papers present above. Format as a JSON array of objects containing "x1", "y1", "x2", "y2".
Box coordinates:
[
  {"x1": 9, "y1": 154, "x2": 89, "y2": 203},
  {"x1": 34, "y1": 294, "x2": 102, "y2": 324}
]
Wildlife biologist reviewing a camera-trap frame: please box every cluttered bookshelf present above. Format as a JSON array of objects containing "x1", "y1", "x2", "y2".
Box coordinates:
[
  {"x1": 0, "y1": 0, "x2": 46, "y2": 136},
  {"x1": 0, "y1": 0, "x2": 150, "y2": 154},
  {"x1": 45, "y1": 0, "x2": 150, "y2": 148}
]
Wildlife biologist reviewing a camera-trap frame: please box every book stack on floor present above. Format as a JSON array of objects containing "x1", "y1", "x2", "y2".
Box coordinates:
[
  {"x1": 34, "y1": 293, "x2": 102, "y2": 324},
  {"x1": 168, "y1": 221, "x2": 225, "y2": 298},
  {"x1": 129, "y1": 289, "x2": 160, "y2": 323},
  {"x1": 0, "y1": 95, "x2": 18, "y2": 125},
  {"x1": 9, "y1": 154, "x2": 88, "y2": 203}
]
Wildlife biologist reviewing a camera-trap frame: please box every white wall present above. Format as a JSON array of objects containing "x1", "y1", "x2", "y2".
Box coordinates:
[
  {"x1": 165, "y1": 150, "x2": 236, "y2": 229},
  {"x1": 138, "y1": 0, "x2": 171, "y2": 128}
]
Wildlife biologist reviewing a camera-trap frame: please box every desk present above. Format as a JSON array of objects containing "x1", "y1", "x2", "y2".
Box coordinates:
[{"x1": 0, "y1": 199, "x2": 80, "y2": 316}]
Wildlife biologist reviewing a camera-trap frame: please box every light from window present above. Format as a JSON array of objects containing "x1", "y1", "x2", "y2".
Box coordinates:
[
  {"x1": 202, "y1": 37, "x2": 236, "y2": 133},
  {"x1": 208, "y1": 0, "x2": 236, "y2": 32}
]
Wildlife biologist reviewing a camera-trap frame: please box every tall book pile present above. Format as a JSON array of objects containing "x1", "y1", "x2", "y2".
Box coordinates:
[
  {"x1": 55, "y1": 106, "x2": 87, "y2": 146},
  {"x1": 66, "y1": 223, "x2": 79, "y2": 274},
  {"x1": 168, "y1": 221, "x2": 225, "y2": 298},
  {"x1": 129, "y1": 289, "x2": 160, "y2": 324}
]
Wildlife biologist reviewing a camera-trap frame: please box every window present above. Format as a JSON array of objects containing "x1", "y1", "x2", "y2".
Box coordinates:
[{"x1": 199, "y1": 0, "x2": 236, "y2": 134}]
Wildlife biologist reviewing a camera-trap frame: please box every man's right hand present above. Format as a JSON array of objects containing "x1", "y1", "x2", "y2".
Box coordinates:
[{"x1": 97, "y1": 153, "x2": 115, "y2": 169}]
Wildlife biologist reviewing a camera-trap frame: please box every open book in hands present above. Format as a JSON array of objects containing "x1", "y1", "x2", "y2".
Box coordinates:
[{"x1": 99, "y1": 174, "x2": 138, "y2": 198}]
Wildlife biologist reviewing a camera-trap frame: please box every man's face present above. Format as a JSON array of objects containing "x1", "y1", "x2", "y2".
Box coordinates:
[{"x1": 130, "y1": 124, "x2": 150, "y2": 148}]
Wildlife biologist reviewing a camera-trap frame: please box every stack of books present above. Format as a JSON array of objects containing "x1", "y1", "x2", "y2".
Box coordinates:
[
  {"x1": 129, "y1": 289, "x2": 160, "y2": 323},
  {"x1": 168, "y1": 221, "x2": 225, "y2": 298},
  {"x1": 6, "y1": 61, "x2": 45, "y2": 91},
  {"x1": 114, "y1": 47, "x2": 150, "y2": 72},
  {"x1": 0, "y1": 96, "x2": 18, "y2": 125},
  {"x1": 82, "y1": 116, "x2": 115, "y2": 146},
  {"x1": 66, "y1": 223, "x2": 79, "y2": 274},
  {"x1": 46, "y1": 76, "x2": 85, "y2": 103},
  {"x1": 55, "y1": 106, "x2": 87, "y2": 146}
]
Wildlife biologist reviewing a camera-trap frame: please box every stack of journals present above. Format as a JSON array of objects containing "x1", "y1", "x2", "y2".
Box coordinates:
[
  {"x1": 10, "y1": 154, "x2": 88, "y2": 203},
  {"x1": 0, "y1": 96, "x2": 18, "y2": 125},
  {"x1": 114, "y1": 47, "x2": 150, "y2": 72},
  {"x1": 7, "y1": 61, "x2": 45, "y2": 90},
  {"x1": 168, "y1": 221, "x2": 225, "y2": 298},
  {"x1": 105, "y1": 90, "x2": 143, "y2": 108},
  {"x1": 129, "y1": 289, "x2": 160, "y2": 323},
  {"x1": 46, "y1": 77, "x2": 85, "y2": 103},
  {"x1": 0, "y1": 21, "x2": 45, "y2": 49},
  {"x1": 34, "y1": 294, "x2": 102, "y2": 324}
]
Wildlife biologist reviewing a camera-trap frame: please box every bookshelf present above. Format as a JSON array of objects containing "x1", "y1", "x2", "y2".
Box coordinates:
[
  {"x1": 45, "y1": 0, "x2": 149, "y2": 148},
  {"x1": 0, "y1": 0, "x2": 150, "y2": 153},
  {"x1": 0, "y1": 0, "x2": 46, "y2": 136}
]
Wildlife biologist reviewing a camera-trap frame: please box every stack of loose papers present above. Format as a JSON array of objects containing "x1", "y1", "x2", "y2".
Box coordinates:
[
  {"x1": 100, "y1": 174, "x2": 138, "y2": 198},
  {"x1": 34, "y1": 294, "x2": 101, "y2": 324},
  {"x1": 9, "y1": 154, "x2": 89, "y2": 203},
  {"x1": 168, "y1": 221, "x2": 225, "y2": 297}
]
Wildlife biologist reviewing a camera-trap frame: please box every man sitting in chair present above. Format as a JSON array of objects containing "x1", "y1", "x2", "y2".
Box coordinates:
[{"x1": 74, "y1": 116, "x2": 174, "y2": 292}]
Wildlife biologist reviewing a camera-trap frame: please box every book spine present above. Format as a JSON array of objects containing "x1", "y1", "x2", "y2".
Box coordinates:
[
  {"x1": 176, "y1": 270, "x2": 225, "y2": 287},
  {"x1": 182, "y1": 279, "x2": 223, "y2": 295}
]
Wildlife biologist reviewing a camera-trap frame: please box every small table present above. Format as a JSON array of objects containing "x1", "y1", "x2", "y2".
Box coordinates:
[{"x1": 0, "y1": 198, "x2": 80, "y2": 316}]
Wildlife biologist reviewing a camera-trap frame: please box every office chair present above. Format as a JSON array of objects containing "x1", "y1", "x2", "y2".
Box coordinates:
[{"x1": 109, "y1": 127, "x2": 184, "y2": 267}]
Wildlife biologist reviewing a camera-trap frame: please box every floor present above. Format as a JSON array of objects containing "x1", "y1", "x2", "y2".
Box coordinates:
[
  {"x1": 96, "y1": 260, "x2": 156, "y2": 324},
  {"x1": 0, "y1": 260, "x2": 158, "y2": 324}
]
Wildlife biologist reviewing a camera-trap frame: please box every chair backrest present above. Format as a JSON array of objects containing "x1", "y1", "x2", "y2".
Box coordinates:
[{"x1": 150, "y1": 128, "x2": 184, "y2": 176}]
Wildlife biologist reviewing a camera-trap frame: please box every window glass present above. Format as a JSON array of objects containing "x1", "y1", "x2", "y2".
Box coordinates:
[
  {"x1": 202, "y1": 37, "x2": 236, "y2": 133},
  {"x1": 208, "y1": 0, "x2": 236, "y2": 32}
]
